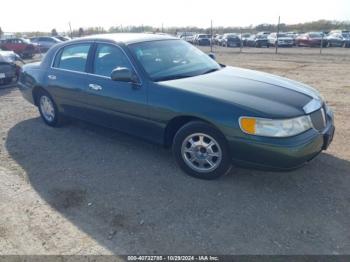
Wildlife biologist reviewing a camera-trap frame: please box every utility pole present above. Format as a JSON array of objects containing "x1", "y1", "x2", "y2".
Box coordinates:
[
  {"x1": 210, "y1": 20, "x2": 213, "y2": 53},
  {"x1": 240, "y1": 27, "x2": 243, "y2": 53},
  {"x1": 275, "y1": 16, "x2": 280, "y2": 54},
  {"x1": 68, "y1": 22, "x2": 72, "y2": 38}
]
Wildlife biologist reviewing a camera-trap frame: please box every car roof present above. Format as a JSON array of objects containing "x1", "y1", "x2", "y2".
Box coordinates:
[{"x1": 79, "y1": 33, "x2": 177, "y2": 45}]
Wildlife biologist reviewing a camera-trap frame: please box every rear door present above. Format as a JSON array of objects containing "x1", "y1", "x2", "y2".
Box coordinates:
[{"x1": 46, "y1": 42, "x2": 93, "y2": 119}]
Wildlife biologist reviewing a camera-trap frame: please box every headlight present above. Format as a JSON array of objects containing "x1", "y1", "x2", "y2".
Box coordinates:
[{"x1": 239, "y1": 115, "x2": 313, "y2": 137}]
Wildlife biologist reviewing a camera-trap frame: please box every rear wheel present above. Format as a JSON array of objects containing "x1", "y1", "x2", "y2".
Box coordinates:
[
  {"x1": 172, "y1": 121, "x2": 231, "y2": 180},
  {"x1": 37, "y1": 90, "x2": 65, "y2": 127}
]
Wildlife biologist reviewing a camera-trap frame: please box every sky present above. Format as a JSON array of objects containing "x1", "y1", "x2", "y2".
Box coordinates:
[{"x1": 1, "y1": 0, "x2": 349, "y2": 32}]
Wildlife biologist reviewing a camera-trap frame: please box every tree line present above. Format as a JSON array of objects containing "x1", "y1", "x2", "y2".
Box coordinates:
[{"x1": 1, "y1": 20, "x2": 349, "y2": 38}]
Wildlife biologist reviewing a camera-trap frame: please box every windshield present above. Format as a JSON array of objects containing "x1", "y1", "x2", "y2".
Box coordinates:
[
  {"x1": 21, "y1": 38, "x2": 31, "y2": 44},
  {"x1": 256, "y1": 35, "x2": 267, "y2": 39},
  {"x1": 128, "y1": 40, "x2": 221, "y2": 82},
  {"x1": 198, "y1": 35, "x2": 210, "y2": 38},
  {"x1": 277, "y1": 33, "x2": 287, "y2": 37},
  {"x1": 309, "y1": 33, "x2": 322, "y2": 38}
]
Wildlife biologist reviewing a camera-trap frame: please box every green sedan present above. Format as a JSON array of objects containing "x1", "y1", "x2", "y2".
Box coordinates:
[{"x1": 18, "y1": 33, "x2": 335, "y2": 179}]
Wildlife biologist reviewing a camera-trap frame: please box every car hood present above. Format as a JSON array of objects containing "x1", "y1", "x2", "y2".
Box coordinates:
[
  {"x1": 0, "y1": 50, "x2": 18, "y2": 63},
  {"x1": 159, "y1": 66, "x2": 321, "y2": 118},
  {"x1": 278, "y1": 37, "x2": 293, "y2": 41}
]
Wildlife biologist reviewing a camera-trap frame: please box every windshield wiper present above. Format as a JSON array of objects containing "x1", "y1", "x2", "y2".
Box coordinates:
[
  {"x1": 154, "y1": 68, "x2": 220, "y2": 82},
  {"x1": 201, "y1": 68, "x2": 220, "y2": 75}
]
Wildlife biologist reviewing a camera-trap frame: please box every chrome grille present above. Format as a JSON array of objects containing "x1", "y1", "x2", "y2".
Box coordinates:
[{"x1": 310, "y1": 108, "x2": 326, "y2": 131}]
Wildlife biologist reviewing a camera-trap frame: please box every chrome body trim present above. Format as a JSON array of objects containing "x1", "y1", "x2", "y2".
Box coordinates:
[{"x1": 303, "y1": 98, "x2": 323, "y2": 114}]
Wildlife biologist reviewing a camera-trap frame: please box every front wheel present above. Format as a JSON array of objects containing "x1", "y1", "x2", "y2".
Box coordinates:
[{"x1": 172, "y1": 121, "x2": 231, "y2": 180}]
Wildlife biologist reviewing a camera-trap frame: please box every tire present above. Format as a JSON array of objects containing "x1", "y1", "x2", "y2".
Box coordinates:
[
  {"x1": 172, "y1": 121, "x2": 231, "y2": 180},
  {"x1": 36, "y1": 90, "x2": 65, "y2": 127}
]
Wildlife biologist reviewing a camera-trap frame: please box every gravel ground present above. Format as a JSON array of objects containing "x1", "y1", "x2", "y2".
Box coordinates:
[{"x1": 0, "y1": 48, "x2": 350, "y2": 255}]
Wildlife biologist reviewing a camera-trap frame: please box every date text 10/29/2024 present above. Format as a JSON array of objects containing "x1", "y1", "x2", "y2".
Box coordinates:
[{"x1": 127, "y1": 256, "x2": 219, "y2": 261}]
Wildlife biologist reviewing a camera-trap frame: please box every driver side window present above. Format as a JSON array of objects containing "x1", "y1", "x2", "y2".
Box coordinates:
[{"x1": 93, "y1": 44, "x2": 133, "y2": 78}]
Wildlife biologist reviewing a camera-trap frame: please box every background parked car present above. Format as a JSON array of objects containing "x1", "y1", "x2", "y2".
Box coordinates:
[
  {"x1": 240, "y1": 33, "x2": 252, "y2": 46},
  {"x1": 0, "y1": 49, "x2": 22, "y2": 85},
  {"x1": 179, "y1": 32, "x2": 195, "y2": 43},
  {"x1": 55, "y1": 35, "x2": 71, "y2": 42},
  {"x1": 30, "y1": 36, "x2": 62, "y2": 52},
  {"x1": 0, "y1": 38, "x2": 37, "y2": 58},
  {"x1": 180, "y1": 35, "x2": 195, "y2": 43},
  {"x1": 221, "y1": 33, "x2": 241, "y2": 47},
  {"x1": 326, "y1": 31, "x2": 350, "y2": 47},
  {"x1": 193, "y1": 34, "x2": 211, "y2": 46},
  {"x1": 245, "y1": 34, "x2": 269, "y2": 47},
  {"x1": 267, "y1": 32, "x2": 294, "y2": 47},
  {"x1": 214, "y1": 34, "x2": 223, "y2": 45},
  {"x1": 295, "y1": 32, "x2": 327, "y2": 47},
  {"x1": 257, "y1": 32, "x2": 271, "y2": 37},
  {"x1": 286, "y1": 32, "x2": 299, "y2": 45}
]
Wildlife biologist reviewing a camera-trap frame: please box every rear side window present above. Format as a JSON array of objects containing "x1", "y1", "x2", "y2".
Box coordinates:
[
  {"x1": 55, "y1": 44, "x2": 91, "y2": 72},
  {"x1": 93, "y1": 44, "x2": 132, "y2": 77}
]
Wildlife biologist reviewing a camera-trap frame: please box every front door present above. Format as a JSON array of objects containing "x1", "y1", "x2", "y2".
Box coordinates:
[{"x1": 82, "y1": 43, "x2": 158, "y2": 141}]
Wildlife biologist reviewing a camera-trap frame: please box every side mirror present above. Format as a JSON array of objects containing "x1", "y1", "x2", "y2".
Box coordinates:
[
  {"x1": 208, "y1": 53, "x2": 216, "y2": 60},
  {"x1": 111, "y1": 67, "x2": 138, "y2": 83}
]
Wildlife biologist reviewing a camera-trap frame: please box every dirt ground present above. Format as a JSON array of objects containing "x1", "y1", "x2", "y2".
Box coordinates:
[{"x1": 0, "y1": 47, "x2": 349, "y2": 255}]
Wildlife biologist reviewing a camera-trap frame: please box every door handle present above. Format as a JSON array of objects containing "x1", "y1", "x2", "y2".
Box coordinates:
[
  {"x1": 48, "y1": 75, "x2": 56, "y2": 80},
  {"x1": 89, "y1": 84, "x2": 103, "y2": 91}
]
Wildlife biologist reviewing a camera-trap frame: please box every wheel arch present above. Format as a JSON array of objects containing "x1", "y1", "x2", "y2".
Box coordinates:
[
  {"x1": 32, "y1": 86, "x2": 48, "y2": 106},
  {"x1": 163, "y1": 115, "x2": 220, "y2": 148}
]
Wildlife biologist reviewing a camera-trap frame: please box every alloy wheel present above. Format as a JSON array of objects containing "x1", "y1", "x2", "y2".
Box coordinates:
[
  {"x1": 39, "y1": 95, "x2": 55, "y2": 122},
  {"x1": 181, "y1": 133, "x2": 222, "y2": 173}
]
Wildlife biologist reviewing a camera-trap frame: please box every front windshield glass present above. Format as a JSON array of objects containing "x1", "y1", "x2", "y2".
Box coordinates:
[
  {"x1": 21, "y1": 38, "x2": 31, "y2": 44},
  {"x1": 256, "y1": 35, "x2": 267, "y2": 39},
  {"x1": 128, "y1": 40, "x2": 221, "y2": 82},
  {"x1": 309, "y1": 33, "x2": 322, "y2": 38}
]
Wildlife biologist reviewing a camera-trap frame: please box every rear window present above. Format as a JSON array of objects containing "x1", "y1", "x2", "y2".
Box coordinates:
[{"x1": 54, "y1": 44, "x2": 91, "y2": 72}]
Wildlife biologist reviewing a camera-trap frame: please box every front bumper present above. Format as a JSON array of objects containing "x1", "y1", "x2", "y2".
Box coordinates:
[
  {"x1": 227, "y1": 42, "x2": 240, "y2": 47},
  {"x1": 227, "y1": 110, "x2": 335, "y2": 171},
  {"x1": 256, "y1": 40, "x2": 269, "y2": 46},
  {"x1": 0, "y1": 63, "x2": 17, "y2": 85},
  {"x1": 198, "y1": 40, "x2": 210, "y2": 46}
]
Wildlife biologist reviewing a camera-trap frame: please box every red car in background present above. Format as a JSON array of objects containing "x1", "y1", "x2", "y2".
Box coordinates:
[
  {"x1": 295, "y1": 32, "x2": 327, "y2": 47},
  {"x1": 0, "y1": 38, "x2": 37, "y2": 58}
]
